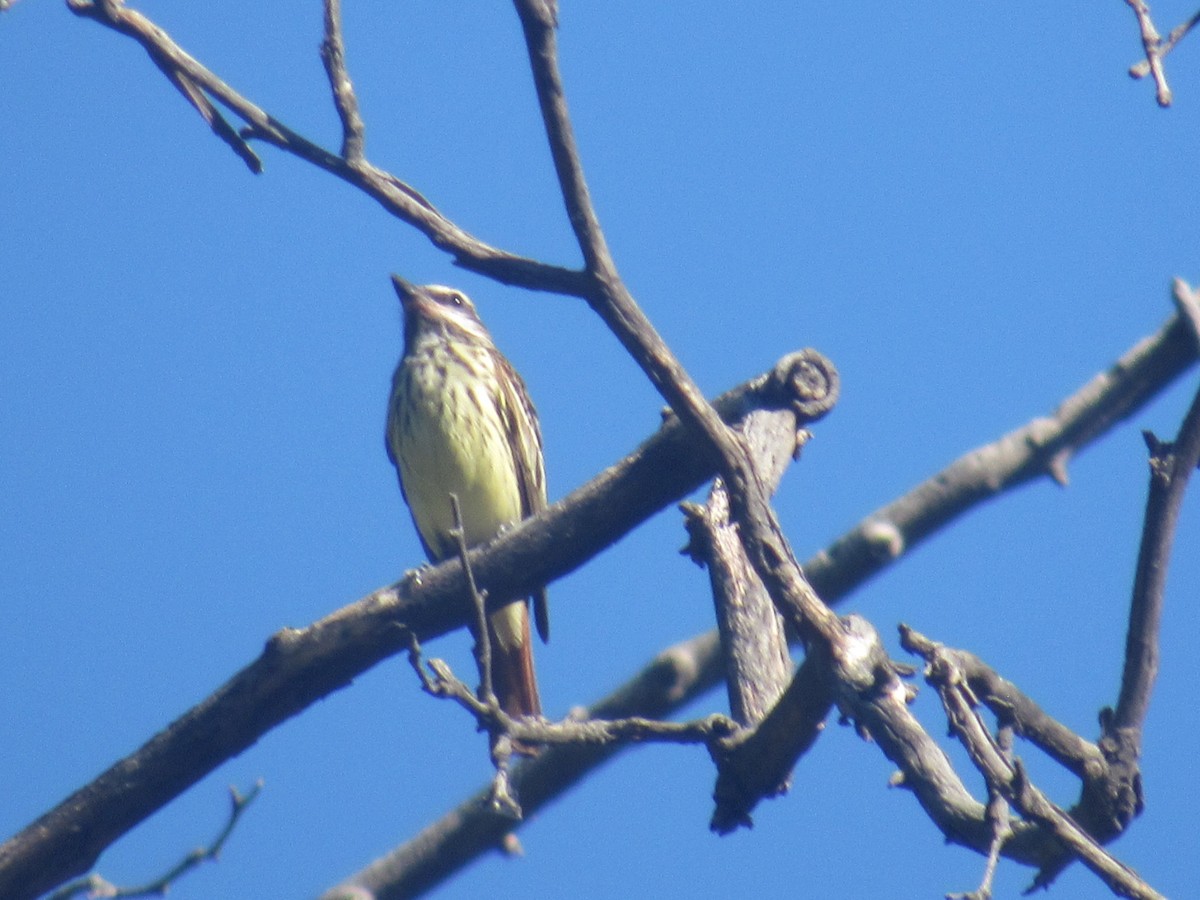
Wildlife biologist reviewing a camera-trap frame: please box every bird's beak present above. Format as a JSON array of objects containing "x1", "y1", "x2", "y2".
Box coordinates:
[{"x1": 390, "y1": 274, "x2": 418, "y2": 308}]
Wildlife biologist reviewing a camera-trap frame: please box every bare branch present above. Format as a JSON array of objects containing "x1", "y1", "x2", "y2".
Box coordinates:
[
  {"x1": 447, "y1": 494, "x2": 497, "y2": 713},
  {"x1": 806, "y1": 308, "x2": 1200, "y2": 602},
  {"x1": 320, "y1": 0, "x2": 365, "y2": 163},
  {"x1": 45, "y1": 782, "x2": 263, "y2": 900},
  {"x1": 514, "y1": 5, "x2": 846, "y2": 746},
  {"x1": 1124, "y1": 0, "x2": 1174, "y2": 106},
  {"x1": 66, "y1": 0, "x2": 585, "y2": 293},
  {"x1": 907, "y1": 628, "x2": 1165, "y2": 899},
  {"x1": 414, "y1": 639, "x2": 739, "y2": 752},
  {"x1": 3, "y1": 297, "x2": 1192, "y2": 900},
  {"x1": 318, "y1": 309, "x2": 1197, "y2": 899},
  {"x1": 1113, "y1": 428, "x2": 1181, "y2": 734},
  {"x1": 0, "y1": 355, "x2": 822, "y2": 900},
  {"x1": 1103, "y1": 369, "x2": 1200, "y2": 738},
  {"x1": 681, "y1": 356, "x2": 839, "y2": 830},
  {"x1": 512, "y1": 0, "x2": 745, "y2": 469},
  {"x1": 682, "y1": 366, "x2": 834, "y2": 727},
  {"x1": 68, "y1": 0, "x2": 263, "y2": 170},
  {"x1": 708, "y1": 646, "x2": 833, "y2": 835},
  {"x1": 1129, "y1": 8, "x2": 1200, "y2": 83},
  {"x1": 683, "y1": 482, "x2": 793, "y2": 724}
]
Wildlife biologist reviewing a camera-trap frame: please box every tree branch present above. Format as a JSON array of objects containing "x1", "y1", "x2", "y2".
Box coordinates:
[
  {"x1": 411, "y1": 638, "x2": 739, "y2": 753},
  {"x1": 1125, "y1": 0, "x2": 1174, "y2": 106},
  {"x1": 45, "y1": 782, "x2": 263, "y2": 900},
  {"x1": 512, "y1": 8, "x2": 845, "y2": 736},
  {"x1": 66, "y1": 0, "x2": 586, "y2": 293},
  {"x1": 319, "y1": 0, "x2": 365, "y2": 164},
  {"x1": 317, "y1": 308, "x2": 1198, "y2": 900},
  {"x1": 1127, "y1": 4, "x2": 1200, "y2": 98},
  {"x1": 681, "y1": 359, "x2": 840, "y2": 831},
  {"x1": 682, "y1": 364, "x2": 832, "y2": 729},
  {"x1": 0, "y1": 354, "x2": 827, "y2": 900},
  {"x1": 1116, "y1": 334, "x2": 1200, "y2": 733},
  {"x1": 805, "y1": 308, "x2": 1199, "y2": 602},
  {"x1": 7, "y1": 301, "x2": 1189, "y2": 900},
  {"x1": 919, "y1": 635, "x2": 1163, "y2": 900}
]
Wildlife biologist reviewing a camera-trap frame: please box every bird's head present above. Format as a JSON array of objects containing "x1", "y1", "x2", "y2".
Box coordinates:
[{"x1": 390, "y1": 275, "x2": 492, "y2": 347}]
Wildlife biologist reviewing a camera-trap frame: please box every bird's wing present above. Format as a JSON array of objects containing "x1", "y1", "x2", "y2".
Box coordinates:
[{"x1": 495, "y1": 349, "x2": 550, "y2": 643}]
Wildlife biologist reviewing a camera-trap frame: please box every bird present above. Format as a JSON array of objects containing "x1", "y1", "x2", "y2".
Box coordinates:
[{"x1": 385, "y1": 275, "x2": 548, "y2": 750}]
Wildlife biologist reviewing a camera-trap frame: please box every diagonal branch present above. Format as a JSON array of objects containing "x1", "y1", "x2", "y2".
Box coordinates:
[
  {"x1": 0, "y1": 354, "x2": 825, "y2": 900},
  {"x1": 512, "y1": 1, "x2": 844, "y2": 674},
  {"x1": 512, "y1": 1, "x2": 731, "y2": 437},
  {"x1": 806, "y1": 309, "x2": 1199, "y2": 601},
  {"x1": 4, "y1": 306, "x2": 1191, "y2": 900},
  {"x1": 318, "y1": 308, "x2": 1198, "y2": 900},
  {"x1": 66, "y1": 0, "x2": 586, "y2": 294}
]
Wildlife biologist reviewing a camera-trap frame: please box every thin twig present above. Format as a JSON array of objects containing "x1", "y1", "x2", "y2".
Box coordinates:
[
  {"x1": 1125, "y1": 0, "x2": 1174, "y2": 106},
  {"x1": 66, "y1": 0, "x2": 585, "y2": 294},
  {"x1": 448, "y1": 495, "x2": 496, "y2": 710},
  {"x1": 916, "y1": 634, "x2": 1163, "y2": 899},
  {"x1": 949, "y1": 724, "x2": 1011, "y2": 900},
  {"x1": 45, "y1": 782, "x2": 263, "y2": 900},
  {"x1": 320, "y1": 0, "x2": 365, "y2": 163},
  {"x1": 405, "y1": 631, "x2": 437, "y2": 695},
  {"x1": 412, "y1": 637, "x2": 739, "y2": 751},
  {"x1": 1130, "y1": 8, "x2": 1200, "y2": 79}
]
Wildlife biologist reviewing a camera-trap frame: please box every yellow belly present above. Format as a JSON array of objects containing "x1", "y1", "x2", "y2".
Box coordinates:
[
  {"x1": 392, "y1": 355, "x2": 526, "y2": 651},
  {"x1": 398, "y1": 381, "x2": 521, "y2": 550}
]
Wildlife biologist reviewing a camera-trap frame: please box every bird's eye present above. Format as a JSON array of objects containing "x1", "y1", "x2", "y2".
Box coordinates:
[{"x1": 449, "y1": 293, "x2": 464, "y2": 307}]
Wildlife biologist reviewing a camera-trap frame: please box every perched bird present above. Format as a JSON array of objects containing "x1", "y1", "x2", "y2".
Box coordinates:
[{"x1": 385, "y1": 276, "x2": 548, "y2": 743}]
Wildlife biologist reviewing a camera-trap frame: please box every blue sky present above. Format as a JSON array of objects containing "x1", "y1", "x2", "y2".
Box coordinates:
[{"x1": 3, "y1": 3, "x2": 1198, "y2": 898}]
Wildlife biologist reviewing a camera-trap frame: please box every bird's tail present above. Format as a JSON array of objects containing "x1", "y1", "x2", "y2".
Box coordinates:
[{"x1": 487, "y1": 600, "x2": 541, "y2": 757}]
